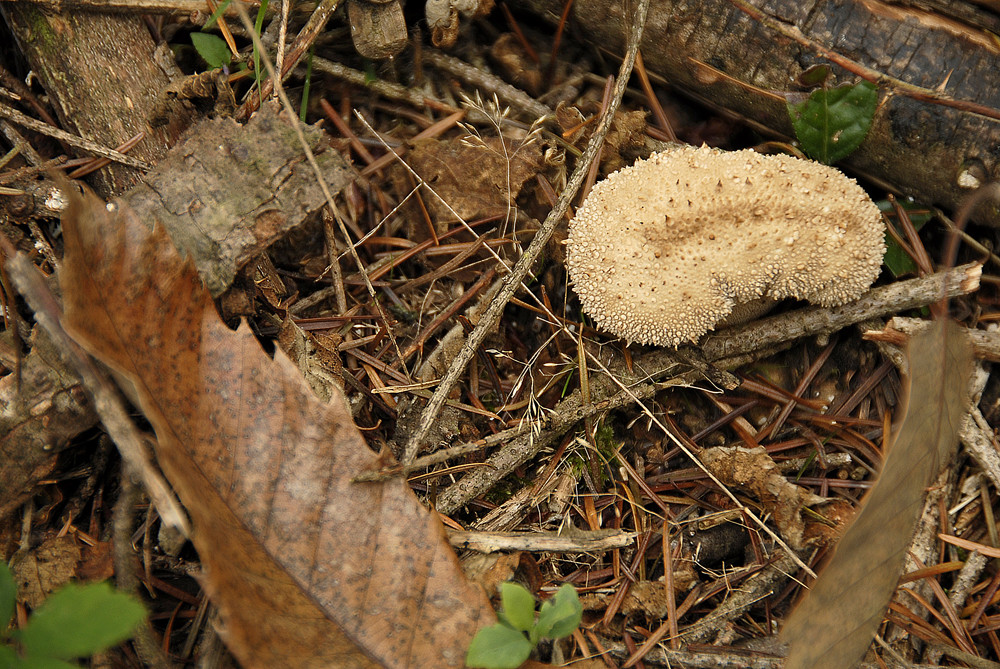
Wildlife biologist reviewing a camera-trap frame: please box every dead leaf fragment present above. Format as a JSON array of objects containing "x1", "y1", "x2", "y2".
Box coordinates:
[
  {"x1": 393, "y1": 136, "x2": 542, "y2": 235},
  {"x1": 59, "y1": 189, "x2": 493, "y2": 668},
  {"x1": 12, "y1": 535, "x2": 81, "y2": 609},
  {"x1": 0, "y1": 327, "x2": 96, "y2": 519},
  {"x1": 782, "y1": 320, "x2": 972, "y2": 669}
]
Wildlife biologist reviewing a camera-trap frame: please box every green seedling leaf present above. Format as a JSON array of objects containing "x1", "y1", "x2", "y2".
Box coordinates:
[
  {"x1": 15, "y1": 656, "x2": 80, "y2": 669},
  {"x1": 201, "y1": 0, "x2": 232, "y2": 29},
  {"x1": 535, "y1": 584, "x2": 582, "y2": 640},
  {"x1": 252, "y1": 0, "x2": 270, "y2": 103},
  {"x1": 788, "y1": 81, "x2": 877, "y2": 164},
  {"x1": 877, "y1": 200, "x2": 932, "y2": 277},
  {"x1": 0, "y1": 562, "x2": 14, "y2": 631},
  {"x1": 499, "y1": 583, "x2": 535, "y2": 632},
  {"x1": 191, "y1": 32, "x2": 232, "y2": 70},
  {"x1": 466, "y1": 623, "x2": 533, "y2": 669},
  {"x1": 18, "y1": 583, "x2": 145, "y2": 660}
]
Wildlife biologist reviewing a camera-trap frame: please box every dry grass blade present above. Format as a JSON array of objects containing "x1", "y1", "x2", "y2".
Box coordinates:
[
  {"x1": 58, "y1": 189, "x2": 493, "y2": 667},
  {"x1": 782, "y1": 320, "x2": 972, "y2": 669}
]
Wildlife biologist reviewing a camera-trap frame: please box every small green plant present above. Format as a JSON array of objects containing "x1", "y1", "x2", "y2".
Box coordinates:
[
  {"x1": 787, "y1": 79, "x2": 877, "y2": 164},
  {"x1": 466, "y1": 582, "x2": 582, "y2": 669},
  {"x1": 191, "y1": 31, "x2": 233, "y2": 70},
  {"x1": 877, "y1": 199, "x2": 932, "y2": 277},
  {"x1": 192, "y1": 0, "x2": 273, "y2": 105},
  {"x1": 192, "y1": 0, "x2": 234, "y2": 70},
  {"x1": 0, "y1": 561, "x2": 146, "y2": 668}
]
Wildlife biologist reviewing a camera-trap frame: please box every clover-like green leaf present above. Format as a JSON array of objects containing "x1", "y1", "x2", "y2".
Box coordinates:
[
  {"x1": 13, "y1": 655, "x2": 80, "y2": 669},
  {"x1": 535, "y1": 584, "x2": 582, "y2": 640},
  {"x1": 499, "y1": 583, "x2": 536, "y2": 632},
  {"x1": 466, "y1": 623, "x2": 533, "y2": 669},
  {"x1": 0, "y1": 643, "x2": 17, "y2": 668},
  {"x1": 18, "y1": 583, "x2": 145, "y2": 660},
  {"x1": 788, "y1": 81, "x2": 877, "y2": 164}
]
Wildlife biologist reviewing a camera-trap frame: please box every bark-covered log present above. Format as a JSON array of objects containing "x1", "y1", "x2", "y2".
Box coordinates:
[
  {"x1": 512, "y1": 0, "x2": 1000, "y2": 227},
  {"x1": 1, "y1": 5, "x2": 194, "y2": 196}
]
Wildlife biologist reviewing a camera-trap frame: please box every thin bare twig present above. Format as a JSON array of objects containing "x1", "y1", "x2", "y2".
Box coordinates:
[
  {"x1": 403, "y1": 0, "x2": 651, "y2": 464},
  {"x1": 433, "y1": 264, "x2": 981, "y2": 515},
  {"x1": 423, "y1": 50, "x2": 553, "y2": 120},
  {"x1": 3, "y1": 244, "x2": 190, "y2": 535},
  {"x1": 446, "y1": 528, "x2": 635, "y2": 553},
  {"x1": 232, "y1": 1, "x2": 406, "y2": 367},
  {"x1": 0, "y1": 102, "x2": 150, "y2": 170}
]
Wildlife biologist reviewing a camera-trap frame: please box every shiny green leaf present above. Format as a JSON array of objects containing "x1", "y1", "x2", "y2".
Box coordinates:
[
  {"x1": 499, "y1": 583, "x2": 535, "y2": 632},
  {"x1": 788, "y1": 81, "x2": 877, "y2": 164},
  {"x1": 535, "y1": 584, "x2": 582, "y2": 640}
]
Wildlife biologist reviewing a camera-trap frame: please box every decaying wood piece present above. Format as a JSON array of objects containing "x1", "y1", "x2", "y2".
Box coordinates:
[
  {"x1": 511, "y1": 0, "x2": 1000, "y2": 226},
  {"x1": 122, "y1": 103, "x2": 353, "y2": 297},
  {"x1": 348, "y1": 0, "x2": 408, "y2": 59},
  {"x1": 1, "y1": 4, "x2": 194, "y2": 196},
  {"x1": 0, "y1": 327, "x2": 96, "y2": 519}
]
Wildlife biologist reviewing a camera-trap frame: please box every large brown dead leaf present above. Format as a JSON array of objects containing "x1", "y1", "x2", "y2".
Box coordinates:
[
  {"x1": 58, "y1": 189, "x2": 493, "y2": 667},
  {"x1": 782, "y1": 320, "x2": 971, "y2": 669}
]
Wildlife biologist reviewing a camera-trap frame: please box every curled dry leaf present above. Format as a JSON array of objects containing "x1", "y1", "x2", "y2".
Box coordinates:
[
  {"x1": 59, "y1": 189, "x2": 493, "y2": 668},
  {"x1": 782, "y1": 320, "x2": 972, "y2": 669}
]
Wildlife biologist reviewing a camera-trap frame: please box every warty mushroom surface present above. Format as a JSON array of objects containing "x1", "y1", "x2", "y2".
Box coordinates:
[{"x1": 565, "y1": 145, "x2": 886, "y2": 347}]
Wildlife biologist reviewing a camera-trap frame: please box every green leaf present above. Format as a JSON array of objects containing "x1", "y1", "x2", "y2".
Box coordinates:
[
  {"x1": 535, "y1": 584, "x2": 582, "y2": 640},
  {"x1": 787, "y1": 81, "x2": 877, "y2": 164},
  {"x1": 16, "y1": 656, "x2": 80, "y2": 669},
  {"x1": 18, "y1": 583, "x2": 145, "y2": 660},
  {"x1": 191, "y1": 32, "x2": 232, "y2": 70},
  {"x1": 796, "y1": 64, "x2": 831, "y2": 88},
  {"x1": 0, "y1": 644, "x2": 17, "y2": 669},
  {"x1": 465, "y1": 624, "x2": 533, "y2": 669},
  {"x1": 252, "y1": 0, "x2": 269, "y2": 103},
  {"x1": 499, "y1": 583, "x2": 535, "y2": 632},
  {"x1": 201, "y1": 0, "x2": 232, "y2": 30},
  {"x1": 0, "y1": 562, "x2": 15, "y2": 632},
  {"x1": 876, "y1": 199, "x2": 931, "y2": 278}
]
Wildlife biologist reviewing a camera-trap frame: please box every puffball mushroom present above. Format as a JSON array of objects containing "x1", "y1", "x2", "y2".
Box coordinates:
[{"x1": 566, "y1": 145, "x2": 886, "y2": 346}]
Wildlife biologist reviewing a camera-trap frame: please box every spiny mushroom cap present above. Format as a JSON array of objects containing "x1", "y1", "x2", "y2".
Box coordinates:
[{"x1": 566, "y1": 145, "x2": 886, "y2": 346}]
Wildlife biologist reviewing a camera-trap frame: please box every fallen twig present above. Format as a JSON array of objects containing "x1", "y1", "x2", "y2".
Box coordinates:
[
  {"x1": 403, "y1": 0, "x2": 652, "y2": 464},
  {"x1": 447, "y1": 528, "x2": 635, "y2": 553},
  {"x1": 435, "y1": 264, "x2": 982, "y2": 515}
]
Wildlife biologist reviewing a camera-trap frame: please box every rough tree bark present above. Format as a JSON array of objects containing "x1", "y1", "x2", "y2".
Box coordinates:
[
  {"x1": 1, "y1": 4, "x2": 194, "y2": 196},
  {"x1": 511, "y1": 0, "x2": 1000, "y2": 227}
]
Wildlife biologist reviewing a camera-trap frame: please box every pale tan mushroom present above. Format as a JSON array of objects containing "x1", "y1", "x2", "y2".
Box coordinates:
[{"x1": 566, "y1": 145, "x2": 886, "y2": 346}]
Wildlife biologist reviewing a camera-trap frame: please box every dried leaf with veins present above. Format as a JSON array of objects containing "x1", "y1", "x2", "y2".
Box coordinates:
[
  {"x1": 59, "y1": 189, "x2": 493, "y2": 668},
  {"x1": 782, "y1": 320, "x2": 971, "y2": 669}
]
